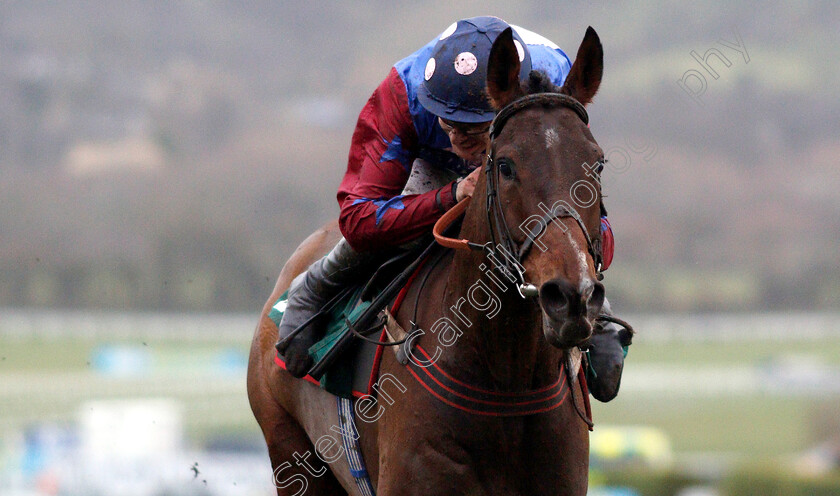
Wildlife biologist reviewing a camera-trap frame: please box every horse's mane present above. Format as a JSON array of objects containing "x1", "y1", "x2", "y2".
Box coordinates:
[{"x1": 524, "y1": 70, "x2": 561, "y2": 95}]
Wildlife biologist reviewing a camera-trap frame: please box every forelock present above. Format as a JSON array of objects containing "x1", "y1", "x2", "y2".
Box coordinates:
[{"x1": 523, "y1": 70, "x2": 561, "y2": 95}]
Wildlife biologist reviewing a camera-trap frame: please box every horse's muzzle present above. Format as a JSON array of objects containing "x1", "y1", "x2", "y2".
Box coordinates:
[{"x1": 539, "y1": 277, "x2": 605, "y2": 348}]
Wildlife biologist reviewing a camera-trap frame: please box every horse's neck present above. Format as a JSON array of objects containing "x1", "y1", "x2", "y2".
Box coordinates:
[{"x1": 435, "y1": 224, "x2": 562, "y2": 392}]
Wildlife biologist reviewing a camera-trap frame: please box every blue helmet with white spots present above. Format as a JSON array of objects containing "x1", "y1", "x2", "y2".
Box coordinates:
[{"x1": 418, "y1": 16, "x2": 533, "y2": 123}]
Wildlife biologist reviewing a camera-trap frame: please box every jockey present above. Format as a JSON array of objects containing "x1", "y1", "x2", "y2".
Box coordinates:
[{"x1": 276, "y1": 16, "x2": 629, "y2": 401}]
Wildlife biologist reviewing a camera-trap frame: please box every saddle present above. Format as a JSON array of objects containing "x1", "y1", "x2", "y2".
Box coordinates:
[{"x1": 272, "y1": 237, "x2": 444, "y2": 398}]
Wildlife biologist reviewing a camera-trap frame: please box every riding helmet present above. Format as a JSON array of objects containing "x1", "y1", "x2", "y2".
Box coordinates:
[{"x1": 418, "y1": 16, "x2": 532, "y2": 123}]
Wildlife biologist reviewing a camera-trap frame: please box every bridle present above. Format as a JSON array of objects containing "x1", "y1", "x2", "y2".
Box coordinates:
[{"x1": 433, "y1": 92, "x2": 604, "y2": 298}]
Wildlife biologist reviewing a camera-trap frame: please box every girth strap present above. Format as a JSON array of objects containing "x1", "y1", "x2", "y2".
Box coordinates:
[{"x1": 336, "y1": 397, "x2": 376, "y2": 495}]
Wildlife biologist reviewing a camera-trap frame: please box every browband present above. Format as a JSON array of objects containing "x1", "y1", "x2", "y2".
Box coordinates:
[{"x1": 489, "y1": 93, "x2": 589, "y2": 139}]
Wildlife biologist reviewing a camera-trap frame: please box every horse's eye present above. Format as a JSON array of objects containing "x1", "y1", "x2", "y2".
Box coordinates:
[{"x1": 498, "y1": 159, "x2": 515, "y2": 180}]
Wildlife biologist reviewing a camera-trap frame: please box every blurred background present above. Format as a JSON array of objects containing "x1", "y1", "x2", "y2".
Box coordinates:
[{"x1": 0, "y1": 1, "x2": 837, "y2": 495}]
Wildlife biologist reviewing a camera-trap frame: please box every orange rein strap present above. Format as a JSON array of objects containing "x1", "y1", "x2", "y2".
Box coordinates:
[{"x1": 433, "y1": 197, "x2": 480, "y2": 251}]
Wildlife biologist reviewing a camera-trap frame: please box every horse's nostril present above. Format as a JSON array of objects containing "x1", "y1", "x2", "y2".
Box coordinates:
[{"x1": 539, "y1": 280, "x2": 570, "y2": 318}]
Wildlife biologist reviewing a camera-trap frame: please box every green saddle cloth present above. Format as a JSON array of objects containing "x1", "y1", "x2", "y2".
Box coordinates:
[{"x1": 269, "y1": 286, "x2": 371, "y2": 398}]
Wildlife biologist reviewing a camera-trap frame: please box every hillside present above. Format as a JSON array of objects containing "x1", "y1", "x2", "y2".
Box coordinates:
[{"x1": 1, "y1": 1, "x2": 838, "y2": 312}]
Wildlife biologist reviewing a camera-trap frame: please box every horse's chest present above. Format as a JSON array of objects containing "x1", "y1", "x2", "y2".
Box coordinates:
[{"x1": 398, "y1": 419, "x2": 567, "y2": 493}]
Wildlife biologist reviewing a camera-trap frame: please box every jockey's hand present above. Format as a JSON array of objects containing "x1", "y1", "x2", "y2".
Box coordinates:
[{"x1": 455, "y1": 167, "x2": 482, "y2": 202}]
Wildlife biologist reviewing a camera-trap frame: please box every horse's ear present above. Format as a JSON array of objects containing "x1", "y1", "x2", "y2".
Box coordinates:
[
  {"x1": 486, "y1": 27, "x2": 524, "y2": 109},
  {"x1": 559, "y1": 26, "x2": 603, "y2": 106},
  {"x1": 618, "y1": 327, "x2": 633, "y2": 347}
]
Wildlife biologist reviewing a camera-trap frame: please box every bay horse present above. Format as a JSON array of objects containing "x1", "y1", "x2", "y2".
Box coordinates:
[{"x1": 248, "y1": 26, "x2": 606, "y2": 495}]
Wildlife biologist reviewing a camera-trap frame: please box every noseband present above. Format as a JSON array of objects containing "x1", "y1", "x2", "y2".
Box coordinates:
[{"x1": 433, "y1": 92, "x2": 604, "y2": 297}]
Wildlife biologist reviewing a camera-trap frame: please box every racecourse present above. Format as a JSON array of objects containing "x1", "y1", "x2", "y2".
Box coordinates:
[{"x1": 1, "y1": 309, "x2": 839, "y2": 458}]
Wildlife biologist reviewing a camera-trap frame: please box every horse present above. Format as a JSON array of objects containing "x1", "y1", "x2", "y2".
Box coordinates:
[{"x1": 248, "y1": 26, "x2": 606, "y2": 495}]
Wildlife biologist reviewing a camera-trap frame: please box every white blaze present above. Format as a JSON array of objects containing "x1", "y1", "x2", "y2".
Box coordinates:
[
  {"x1": 563, "y1": 228, "x2": 589, "y2": 282},
  {"x1": 545, "y1": 128, "x2": 560, "y2": 149}
]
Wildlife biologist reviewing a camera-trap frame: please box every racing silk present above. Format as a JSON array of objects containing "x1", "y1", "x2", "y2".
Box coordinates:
[{"x1": 337, "y1": 25, "x2": 613, "y2": 269}]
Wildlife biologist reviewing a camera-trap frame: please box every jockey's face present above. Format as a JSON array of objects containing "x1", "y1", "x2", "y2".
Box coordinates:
[{"x1": 439, "y1": 117, "x2": 491, "y2": 165}]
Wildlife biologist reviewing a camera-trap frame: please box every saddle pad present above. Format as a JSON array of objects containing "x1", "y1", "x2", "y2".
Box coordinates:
[
  {"x1": 272, "y1": 244, "x2": 435, "y2": 398},
  {"x1": 271, "y1": 287, "x2": 381, "y2": 398}
]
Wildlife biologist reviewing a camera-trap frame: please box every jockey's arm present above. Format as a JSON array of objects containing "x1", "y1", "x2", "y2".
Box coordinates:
[{"x1": 337, "y1": 68, "x2": 458, "y2": 252}]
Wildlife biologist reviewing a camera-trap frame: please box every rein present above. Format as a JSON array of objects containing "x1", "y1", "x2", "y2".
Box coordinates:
[{"x1": 433, "y1": 92, "x2": 604, "y2": 298}]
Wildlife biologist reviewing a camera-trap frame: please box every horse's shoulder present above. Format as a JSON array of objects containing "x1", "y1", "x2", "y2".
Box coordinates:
[{"x1": 393, "y1": 248, "x2": 454, "y2": 328}]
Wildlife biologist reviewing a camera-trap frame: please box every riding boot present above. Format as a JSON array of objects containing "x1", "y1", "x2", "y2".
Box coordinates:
[
  {"x1": 586, "y1": 298, "x2": 633, "y2": 402},
  {"x1": 275, "y1": 238, "x2": 377, "y2": 378}
]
